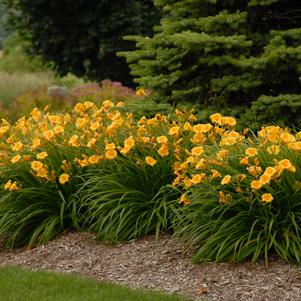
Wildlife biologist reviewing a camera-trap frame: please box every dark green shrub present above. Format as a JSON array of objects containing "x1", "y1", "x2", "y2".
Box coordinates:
[{"x1": 3, "y1": 0, "x2": 160, "y2": 85}]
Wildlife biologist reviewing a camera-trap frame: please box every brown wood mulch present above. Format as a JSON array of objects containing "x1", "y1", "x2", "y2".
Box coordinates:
[{"x1": 0, "y1": 231, "x2": 301, "y2": 301}]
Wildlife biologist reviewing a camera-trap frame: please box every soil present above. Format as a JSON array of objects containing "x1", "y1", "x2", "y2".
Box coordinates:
[{"x1": 1, "y1": 231, "x2": 301, "y2": 301}]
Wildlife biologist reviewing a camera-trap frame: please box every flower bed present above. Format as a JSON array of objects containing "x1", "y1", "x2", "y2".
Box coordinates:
[{"x1": 0, "y1": 101, "x2": 301, "y2": 264}]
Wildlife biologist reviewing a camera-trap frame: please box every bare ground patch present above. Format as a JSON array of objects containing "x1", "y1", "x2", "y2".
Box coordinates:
[{"x1": 1, "y1": 232, "x2": 301, "y2": 301}]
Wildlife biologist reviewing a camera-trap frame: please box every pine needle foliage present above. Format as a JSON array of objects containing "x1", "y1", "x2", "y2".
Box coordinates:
[{"x1": 120, "y1": 0, "x2": 301, "y2": 127}]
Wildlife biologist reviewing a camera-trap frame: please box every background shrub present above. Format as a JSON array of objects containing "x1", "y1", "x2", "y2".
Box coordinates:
[
  {"x1": 2, "y1": 0, "x2": 160, "y2": 85},
  {"x1": 71, "y1": 80, "x2": 136, "y2": 103},
  {"x1": 0, "y1": 32, "x2": 47, "y2": 73}
]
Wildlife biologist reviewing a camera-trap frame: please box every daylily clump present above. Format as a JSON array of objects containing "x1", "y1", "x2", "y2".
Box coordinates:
[
  {"x1": 171, "y1": 119, "x2": 300, "y2": 207},
  {"x1": 1, "y1": 100, "x2": 301, "y2": 263}
]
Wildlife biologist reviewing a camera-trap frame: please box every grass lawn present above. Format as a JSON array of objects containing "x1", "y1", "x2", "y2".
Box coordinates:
[{"x1": 0, "y1": 266, "x2": 189, "y2": 301}]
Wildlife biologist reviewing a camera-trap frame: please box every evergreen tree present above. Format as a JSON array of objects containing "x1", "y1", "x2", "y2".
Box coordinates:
[{"x1": 120, "y1": 0, "x2": 301, "y2": 127}]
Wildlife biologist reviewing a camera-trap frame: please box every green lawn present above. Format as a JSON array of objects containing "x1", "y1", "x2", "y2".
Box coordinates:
[{"x1": 0, "y1": 267, "x2": 189, "y2": 301}]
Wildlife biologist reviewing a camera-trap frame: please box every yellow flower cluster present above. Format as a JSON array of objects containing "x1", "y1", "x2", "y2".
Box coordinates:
[
  {"x1": 171, "y1": 119, "x2": 300, "y2": 206},
  {"x1": 4, "y1": 180, "x2": 20, "y2": 191},
  {"x1": 0, "y1": 100, "x2": 179, "y2": 191},
  {"x1": 0, "y1": 102, "x2": 300, "y2": 209}
]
